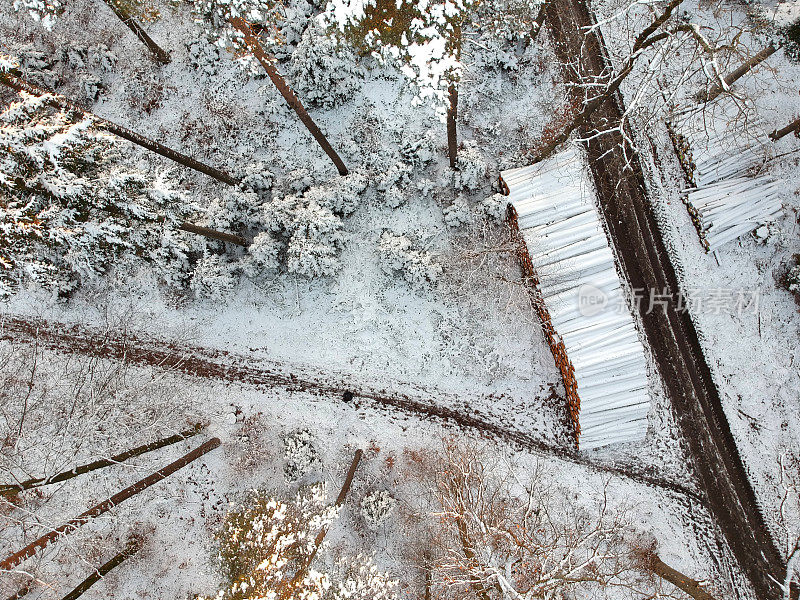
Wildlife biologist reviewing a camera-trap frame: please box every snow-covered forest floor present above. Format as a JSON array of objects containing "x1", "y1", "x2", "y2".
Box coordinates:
[{"x1": 1, "y1": 0, "x2": 799, "y2": 596}]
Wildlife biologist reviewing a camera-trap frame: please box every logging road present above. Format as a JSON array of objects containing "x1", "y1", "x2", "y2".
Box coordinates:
[
  {"x1": 0, "y1": 315, "x2": 704, "y2": 504},
  {"x1": 542, "y1": 1, "x2": 787, "y2": 598}
]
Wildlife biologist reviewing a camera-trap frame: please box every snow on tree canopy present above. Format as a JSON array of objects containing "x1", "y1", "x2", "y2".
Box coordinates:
[
  {"x1": 194, "y1": 0, "x2": 283, "y2": 56},
  {"x1": 0, "y1": 87, "x2": 198, "y2": 298},
  {"x1": 203, "y1": 484, "x2": 398, "y2": 600},
  {"x1": 12, "y1": 0, "x2": 63, "y2": 30},
  {"x1": 324, "y1": 0, "x2": 470, "y2": 114}
]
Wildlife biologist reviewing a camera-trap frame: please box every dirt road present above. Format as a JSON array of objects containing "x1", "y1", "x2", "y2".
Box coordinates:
[
  {"x1": 0, "y1": 315, "x2": 703, "y2": 503},
  {"x1": 543, "y1": 2, "x2": 787, "y2": 598}
]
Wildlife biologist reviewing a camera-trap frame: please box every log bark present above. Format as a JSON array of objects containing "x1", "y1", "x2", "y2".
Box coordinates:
[
  {"x1": 101, "y1": 0, "x2": 170, "y2": 64},
  {"x1": 0, "y1": 73, "x2": 241, "y2": 186},
  {"x1": 178, "y1": 222, "x2": 249, "y2": 247},
  {"x1": 769, "y1": 115, "x2": 800, "y2": 141},
  {"x1": 701, "y1": 45, "x2": 777, "y2": 103},
  {"x1": 648, "y1": 554, "x2": 718, "y2": 600},
  {"x1": 0, "y1": 424, "x2": 204, "y2": 497},
  {"x1": 0, "y1": 437, "x2": 220, "y2": 571},
  {"x1": 447, "y1": 83, "x2": 459, "y2": 169},
  {"x1": 277, "y1": 449, "x2": 363, "y2": 600},
  {"x1": 60, "y1": 538, "x2": 141, "y2": 600},
  {"x1": 229, "y1": 17, "x2": 348, "y2": 176}
]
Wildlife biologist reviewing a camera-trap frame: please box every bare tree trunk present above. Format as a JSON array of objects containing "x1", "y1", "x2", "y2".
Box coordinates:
[
  {"x1": 229, "y1": 18, "x2": 348, "y2": 176},
  {"x1": 701, "y1": 45, "x2": 777, "y2": 103},
  {"x1": 0, "y1": 424, "x2": 204, "y2": 497},
  {"x1": 61, "y1": 538, "x2": 142, "y2": 600},
  {"x1": 520, "y1": 2, "x2": 548, "y2": 53},
  {"x1": 277, "y1": 449, "x2": 363, "y2": 600},
  {"x1": 0, "y1": 73, "x2": 241, "y2": 186},
  {"x1": 0, "y1": 437, "x2": 220, "y2": 571},
  {"x1": 648, "y1": 554, "x2": 719, "y2": 600},
  {"x1": 769, "y1": 115, "x2": 800, "y2": 141},
  {"x1": 101, "y1": 0, "x2": 170, "y2": 64},
  {"x1": 178, "y1": 222, "x2": 249, "y2": 246},
  {"x1": 447, "y1": 83, "x2": 459, "y2": 169}
]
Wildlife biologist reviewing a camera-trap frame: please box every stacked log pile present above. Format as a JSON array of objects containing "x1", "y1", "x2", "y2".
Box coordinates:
[
  {"x1": 501, "y1": 148, "x2": 651, "y2": 450},
  {"x1": 685, "y1": 176, "x2": 783, "y2": 250},
  {"x1": 668, "y1": 111, "x2": 784, "y2": 251}
]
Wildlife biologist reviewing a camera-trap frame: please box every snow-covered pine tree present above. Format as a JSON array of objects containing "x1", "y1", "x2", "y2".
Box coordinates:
[
  {"x1": 261, "y1": 174, "x2": 367, "y2": 278},
  {"x1": 203, "y1": 484, "x2": 398, "y2": 600},
  {"x1": 287, "y1": 20, "x2": 364, "y2": 109},
  {"x1": 195, "y1": 0, "x2": 349, "y2": 175},
  {"x1": 0, "y1": 65, "x2": 198, "y2": 297},
  {"x1": 378, "y1": 231, "x2": 442, "y2": 290}
]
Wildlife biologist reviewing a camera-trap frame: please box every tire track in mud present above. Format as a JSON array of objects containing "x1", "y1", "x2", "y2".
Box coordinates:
[{"x1": 1, "y1": 315, "x2": 704, "y2": 506}]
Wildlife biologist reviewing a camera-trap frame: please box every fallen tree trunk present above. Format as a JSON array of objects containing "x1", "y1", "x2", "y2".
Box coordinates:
[
  {"x1": 229, "y1": 17, "x2": 348, "y2": 176},
  {"x1": 178, "y1": 222, "x2": 249, "y2": 247},
  {"x1": 0, "y1": 73, "x2": 240, "y2": 186},
  {"x1": 447, "y1": 83, "x2": 459, "y2": 169},
  {"x1": 0, "y1": 437, "x2": 220, "y2": 571},
  {"x1": 769, "y1": 115, "x2": 800, "y2": 141},
  {"x1": 532, "y1": 0, "x2": 684, "y2": 163},
  {"x1": 647, "y1": 554, "x2": 718, "y2": 600},
  {"x1": 102, "y1": 0, "x2": 170, "y2": 64},
  {"x1": 701, "y1": 45, "x2": 777, "y2": 103},
  {"x1": 0, "y1": 424, "x2": 204, "y2": 497},
  {"x1": 60, "y1": 537, "x2": 142, "y2": 600},
  {"x1": 277, "y1": 449, "x2": 363, "y2": 600}
]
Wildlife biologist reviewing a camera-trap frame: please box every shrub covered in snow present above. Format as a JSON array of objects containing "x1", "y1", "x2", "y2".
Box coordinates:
[
  {"x1": 400, "y1": 130, "x2": 438, "y2": 166},
  {"x1": 481, "y1": 193, "x2": 508, "y2": 223},
  {"x1": 360, "y1": 489, "x2": 396, "y2": 529},
  {"x1": 187, "y1": 38, "x2": 221, "y2": 77},
  {"x1": 242, "y1": 232, "x2": 280, "y2": 277},
  {"x1": 206, "y1": 189, "x2": 263, "y2": 234},
  {"x1": 378, "y1": 162, "x2": 412, "y2": 195},
  {"x1": 442, "y1": 198, "x2": 473, "y2": 228},
  {"x1": 283, "y1": 428, "x2": 319, "y2": 480},
  {"x1": 379, "y1": 232, "x2": 442, "y2": 290},
  {"x1": 241, "y1": 161, "x2": 274, "y2": 195},
  {"x1": 384, "y1": 186, "x2": 406, "y2": 209},
  {"x1": 288, "y1": 20, "x2": 364, "y2": 109},
  {"x1": 454, "y1": 140, "x2": 488, "y2": 190},
  {"x1": 0, "y1": 84, "x2": 198, "y2": 298},
  {"x1": 261, "y1": 175, "x2": 367, "y2": 278}
]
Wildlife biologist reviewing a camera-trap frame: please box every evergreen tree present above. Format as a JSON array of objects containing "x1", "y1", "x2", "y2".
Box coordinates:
[
  {"x1": 195, "y1": 0, "x2": 349, "y2": 175},
  {"x1": 325, "y1": 0, "x2": 470, "y2": 165},
  {"x1": 0, "y1": 60, "x2": 197, "y2": 297}
]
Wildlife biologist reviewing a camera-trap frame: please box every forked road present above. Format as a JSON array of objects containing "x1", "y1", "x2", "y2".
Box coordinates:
[{"x1": 543, "y1": 2, "x2": 786, "y2": 599}]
